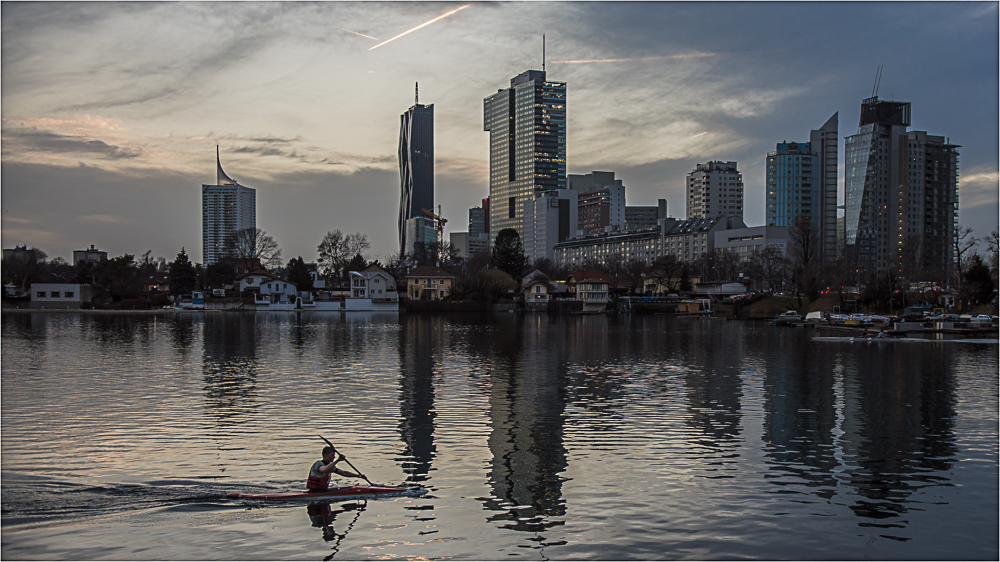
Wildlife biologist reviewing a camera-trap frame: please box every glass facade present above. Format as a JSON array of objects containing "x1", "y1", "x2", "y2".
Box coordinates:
[
  {"x1": 766, "y1": 142, "x2": 820, "y2": 230},
  {"x1": 398, "y1": 103, "x2": 434, "y2": 254},
  {"x1": 485, "y1": 70, "x2": 566, "y2": 242}
]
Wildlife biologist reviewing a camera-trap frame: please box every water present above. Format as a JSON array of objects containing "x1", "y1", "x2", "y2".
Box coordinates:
[{"x1": 2, "y1": 311, "x2": 997, "y2": 560}]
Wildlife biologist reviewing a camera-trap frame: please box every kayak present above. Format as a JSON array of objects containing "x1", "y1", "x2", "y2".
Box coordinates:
[
  {"x1": 228, "y1": 485, "x2": 423, "y2": 501},
  {"x1": 812, "y1": 336, "x2": 999, "y2": 343}
]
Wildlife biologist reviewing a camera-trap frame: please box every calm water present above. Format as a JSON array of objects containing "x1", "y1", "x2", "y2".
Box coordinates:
[{"x1": 1, "y1": 311, "x2": 997, "y2": 560}]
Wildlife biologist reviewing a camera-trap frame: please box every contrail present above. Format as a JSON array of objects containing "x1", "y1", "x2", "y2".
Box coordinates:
[
  {"x1": 553, "y1": 52, "x2": 718, "y2": 64},
  {"x1": 337, "y1": 27, "x2": 379, "y2": 41},
  {"x1": 369, "y1": 4, "x2": 471, "y2": 51}
]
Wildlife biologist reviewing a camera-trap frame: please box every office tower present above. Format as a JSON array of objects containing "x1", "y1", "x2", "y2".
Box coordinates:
[
  {"x1": 844, "y1": 96, "x2": 958, "y2": 279},
  {"x1": 484, "y1": 70, "x2": 566, "y2": 242},
  {"x1": 625, "y1": 200, "x2": 668, "y2": 231},
  {"x1": 523, "y1": 189, "x2": 579, "y2": 263},
  {"x1": 686, "y1": 161, "x2": 744, "y2": 221},
  {"x1": 765, "y1": 113, "x2": 838, "y2": 263},
  {"x1": 398, "y1": 89, "x2": 435, "y2": 255},
  {"x1": 202, "y1": 147, "x2": 256, "y2": 266},
  {"x1": 404, "y1": 216, "x2": 438, "y2": 258},
  {"x1": 469, "y1": 206, "x2": 487, "y2": 236},
  {"x1": 568, "y1": 171, "x2": 625, "y2": 235}
]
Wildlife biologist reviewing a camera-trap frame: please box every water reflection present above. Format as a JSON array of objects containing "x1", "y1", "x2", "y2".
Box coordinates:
[
  {"x1": 169, "y1": 313, "x2": 197, "y2": 355},
  {"x1": 304, "y1": 500, "x2": 367, "y2": 560},
  {"x1": 397, "y1": 315, "x2": 438, "y2": 483},
  {"x1": 201, "y1": 314, "x2": 259, "y2": 425},
  {"x1": 480, "y1": 314, "x2": 569, "y2": 534}
]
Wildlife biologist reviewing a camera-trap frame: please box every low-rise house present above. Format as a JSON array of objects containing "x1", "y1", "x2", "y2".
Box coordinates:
[
  {"x1": 346, "y1": 265, "x2": 399, "y2": 311},
  {"x1": 406, "y1": 266, "x2": 455, "y2": 301},
  {"x1": 30, "y1": 283, "x2": 95, "y2": 309},
  {"x1": 237, "y1": 270, "x2": 297, "y2": 304},
  {"x1": 566, "y1": 270, "x2": 611, "y2": 312},
  {"x1": 521, "y1": 270, "x2": 553, "y2": 311}
]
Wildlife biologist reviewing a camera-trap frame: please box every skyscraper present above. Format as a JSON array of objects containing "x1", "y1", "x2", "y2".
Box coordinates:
[
  {"x1": 202, "y1": 147, "x2": 255, "y2": 266},
  {"x1": 484, "y1": 69, "x2": 566, "y2": 242},
  {"x1": 765, "y1": 113, "x2": 838, "y2": 263},
  {"x1": 398, "y1": 90, "x2": 434, "y2": 255},
  {"x1": 844, "y1": 96, "x2": 958, "y2": 279},
  {"x1": 686, "y1": 161, "x2": 744, "y2": 221}
]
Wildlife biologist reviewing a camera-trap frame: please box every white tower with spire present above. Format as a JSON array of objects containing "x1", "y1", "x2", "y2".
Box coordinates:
[{"x1": 202, "y1": 147, "x2": 256, "y2": 266}]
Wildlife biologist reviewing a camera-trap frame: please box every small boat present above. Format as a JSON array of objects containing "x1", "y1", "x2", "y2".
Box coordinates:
[
  {"x1": 773, "y1": 310, "x2": 804, "y2": 326},
  {"x1": 227, "y1": 485, "x2": 424, "y2": 501}
]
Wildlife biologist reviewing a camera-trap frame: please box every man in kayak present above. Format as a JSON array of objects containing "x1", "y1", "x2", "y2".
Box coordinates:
[{"x1": 307, "y1": 446, "x2": 366, "y2": 492}]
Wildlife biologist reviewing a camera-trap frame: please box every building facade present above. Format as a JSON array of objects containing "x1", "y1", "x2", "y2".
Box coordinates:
[
  {"x1": 404, "y1": 216, "x2": 438, "y2": 257},
  {"x1": 522, "y1": 189, "x2": 579, "y2": 263},
  {"x1": 713, "y1": 225, "x2": 790, "y2": 263},
  {"x1": 844, "y1": 96, "x2": 958, "y2": 279},
  {"x1": 72, "y1": 245, "x2": 108, "y2": 265},
  {"x1": 625, "y1": 200, "x2": 668, "y2": 231},
  {"x1": 766, "y1": 113, "x2": 838, "y2": 264},
  {"x1": 686, "y1": 161, "x2": 744, "y2": 221},
  {"x1": 484, "y1": 70, "x2": 566, "y2": 242},
  {"x1": 398, "y1": 98, "x2": 434, "y2": 254},
  {"x1": 554, "y1": 215, "x2": 746, "y2": 268},
  {"x1": 202, "y1": 148, "x2": 256, "y2": 266}
]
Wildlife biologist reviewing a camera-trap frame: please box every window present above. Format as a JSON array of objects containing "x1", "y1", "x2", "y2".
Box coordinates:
[
  {"x1": 36, "y1": 291, "x2": 46, "y2": 298},
  {"x1": 64, "y1": 292, "x2": 74, "y2": 298}
]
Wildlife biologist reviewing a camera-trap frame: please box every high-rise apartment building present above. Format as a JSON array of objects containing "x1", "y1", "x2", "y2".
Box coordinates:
[
  {"x1": 398, "y1": 94, "x2": 434, "y2": 255},
  {"x1": 625, "y1": 200, "x2": 668, "y2": 231},
  {"x1": 765, "y1": 113, "x2": 838, "y2": 263},
  {"x1": 844, "y1": 96, "x2": 958, "y2": 279},
  {"x1": 484, "y1": 70, "x2": 566, "y2": 242},
  {"x1": 686, "y1": 161, "x2": 744, "y2": 221},
  {"x1": 202, "y1": 148, "x2": 255, "y2": 266}
]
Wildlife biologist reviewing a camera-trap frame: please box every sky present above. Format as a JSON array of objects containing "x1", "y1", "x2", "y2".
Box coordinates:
[{"x1": 2, "y1": 1, "x2": 998, "y2": 265}]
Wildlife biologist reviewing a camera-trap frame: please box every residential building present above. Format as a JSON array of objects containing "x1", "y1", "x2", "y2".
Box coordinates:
[
  {"x1": 523, "y1": 189, "x2": 579, "y2": 263},
  {"x1": 484, "y1": 69, "x2": 566, "y2": 242},
  {"x1": 29, "y1": 283, "x2": 95, "y2": 309},
  {"x1": 554, "y1": 215, "x2": 746, "y2": 269},
  {"x1": 844, "y1": 95, "x2": 958, "y2": 279},
  {"x1": 72, "y1": 245, "x2": 108, "y2": 265},
  {"x1": 520, "y1": 270, "x2": 553, "y2": 311},
  {"x1": 686, "y1": 161, "x2": 744, "y2": 221},
  {"x1": 566, "y1": 270, "x2": 611, "y2": 312},
  {"x1": 347, "y1": 265, "x2": 399, "y2": 311},
  {"x1": 766, "y1": 113, "x2": 838, "y2": 264},
  {"x1": 202, "y1": 147, "x2": 256, "y2": 266},
  {"x1": 405, "y1": 265, "x2": 455, "y2": 300},
  {"x1": 398, "y1": 91, "x2": 434, "y2": 254},
  {"x1": 625, "y1": 200, "x2": 668, "y2": 231}
]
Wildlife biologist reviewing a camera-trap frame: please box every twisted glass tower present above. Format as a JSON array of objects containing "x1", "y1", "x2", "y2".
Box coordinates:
[{"x1": 398, "y1": 101, "x2": 435, "y2": 255}]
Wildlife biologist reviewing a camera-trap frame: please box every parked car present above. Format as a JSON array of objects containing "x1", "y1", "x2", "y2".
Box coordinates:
[
  {"x1": 970, "y1": 314, "x2": 994, "y2": 325},
  {"x1": 829, "y1": 313, "x2": 849, "y2": 324}
]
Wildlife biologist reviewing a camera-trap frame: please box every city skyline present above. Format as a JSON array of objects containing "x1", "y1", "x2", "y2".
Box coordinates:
[{"x1": 2, "y1": 2, "x2": 997, "y2": 264}]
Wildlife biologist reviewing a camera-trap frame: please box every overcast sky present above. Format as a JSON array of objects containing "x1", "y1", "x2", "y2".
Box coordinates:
[{"x1": 2, "y1": 1, "x2": 997, "y2": 265}]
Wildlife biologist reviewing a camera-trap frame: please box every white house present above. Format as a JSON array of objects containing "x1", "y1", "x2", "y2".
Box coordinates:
[
  {"x1": 30, "y1": 283, "x2": 95, "y2": 309},
  {"x1": 346, "y1": 266, "x2": 399, "y2": 311},
  {"x1": 237, "y1": 270, "x2": 297, "y2": 304}
]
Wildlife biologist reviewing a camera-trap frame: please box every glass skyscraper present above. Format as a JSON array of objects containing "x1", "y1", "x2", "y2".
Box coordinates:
[
  {"x1": 484, "y1": 70, "x2": 566, "y2": 242},
  {"x1": 202, "y1": 147, "x2": 255, "y2": 266},
  {"x1": 844, "y1": 97, "x2": 958, "y2": 280},
  {"x1": 398, "y1": 101, "x2": 434, "y2": 255}
]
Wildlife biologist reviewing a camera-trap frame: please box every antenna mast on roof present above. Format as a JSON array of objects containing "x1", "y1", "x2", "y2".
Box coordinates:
[
  {"x1": 872, "y1": 65, "x2": 883, "y2": 98},
  {"x1": 542, "y1": 33, "x2": 546, "y2": 72},
  {"x1": 415, "y1": 82, "x2": 419, "y2": 105}
]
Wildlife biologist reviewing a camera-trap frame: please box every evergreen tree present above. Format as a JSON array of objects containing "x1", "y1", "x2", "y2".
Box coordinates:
[
  {"x1": 203, "y1": 261, "x2": 236, "y2": 290},
  {"x1": 286, "y1": 256, "x2": 313, "y2": 291},
  {"x1": 169, "y1": 248, "x2": 197, "y2": 297},
  {"x1": 491, "y1": 228, "x2": 527, "y2": 277}
]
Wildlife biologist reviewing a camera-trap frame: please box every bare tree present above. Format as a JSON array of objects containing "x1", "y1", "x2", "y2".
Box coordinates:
[
  {"x1": 602, "y1": 253, "x2": 625, "y2": 294},
  {"x1": 318, "y1": 230, "x2": 370, "y2": 286},
  {"x1": 952, "y1": 226, "x2": 977, "y2": 293},
  {"x1": 788, "y1": 216, "x2": 820, "y2": 297},
  {"x1": 750, "y1": 246, "x2": 786, "y2": 293},
  {"x1": 622, "y1": 258, "x2": 649, "y2": 295},
  {"x1": 225, "y1": 228, "x2": 282, "y2": 271},
  {"x1": 649, "y1": 254, "x2": 683, "y2": 294}
]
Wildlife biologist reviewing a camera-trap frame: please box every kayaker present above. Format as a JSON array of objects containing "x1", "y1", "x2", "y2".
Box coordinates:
[{"x1": 307, "y1": 446, "x2": 365, "y2": 492}]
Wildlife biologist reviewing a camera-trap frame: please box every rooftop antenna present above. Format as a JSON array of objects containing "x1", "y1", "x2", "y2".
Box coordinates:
[
  {"x1": 542, "y1": 33, "x2": 546, "y2": 72},
  {"x1": 415, "y1": 82, "x2": 419, "y2": 105}
]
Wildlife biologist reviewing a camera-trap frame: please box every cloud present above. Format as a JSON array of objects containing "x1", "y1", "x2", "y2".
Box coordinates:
[
  {"x1": 959, "y1": 167, "x2": 1000, "y2": 209},
  {"x1": 3, "y1": 128, "x2": 141, "y2": 159},
  {"x1": 81, "y1": 214, "x2": 128, "y2": 224}
]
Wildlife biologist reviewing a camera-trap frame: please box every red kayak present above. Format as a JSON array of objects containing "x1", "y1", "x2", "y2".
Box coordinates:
[{"x1": 227, "y1": 485, "x2": 422, "y2": 500}]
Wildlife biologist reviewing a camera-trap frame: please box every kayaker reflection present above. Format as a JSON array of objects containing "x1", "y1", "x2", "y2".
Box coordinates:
[
  {"x1": 308, "y1": 502, "x2": 341, "y2": 541},
  {"x1": 308, "y1": 446, "x2": 366, "y2": 492}
]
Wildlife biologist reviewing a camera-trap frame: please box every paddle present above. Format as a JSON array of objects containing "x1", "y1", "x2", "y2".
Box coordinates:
[{"x1": 319, "y1": 435, "x2": 375, "y2": 486}]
